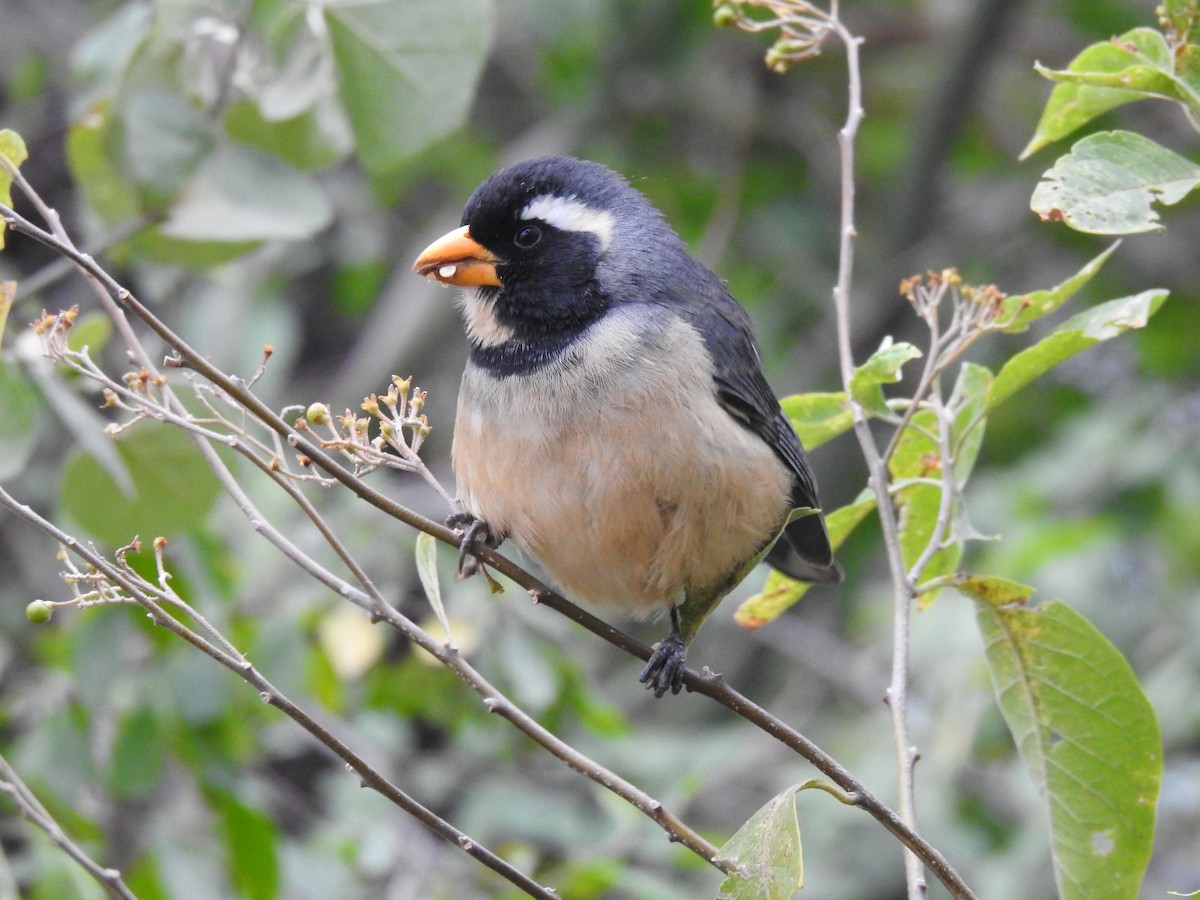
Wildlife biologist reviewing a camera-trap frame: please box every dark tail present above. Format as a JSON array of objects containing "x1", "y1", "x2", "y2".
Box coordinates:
[{"x1": 764, "y1": 511, "x2": 843, "y2": 584}]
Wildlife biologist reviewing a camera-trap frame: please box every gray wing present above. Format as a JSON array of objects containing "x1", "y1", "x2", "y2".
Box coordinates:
[{"x1": 666, "y1": 260, "x2": 841, "y2": 582}]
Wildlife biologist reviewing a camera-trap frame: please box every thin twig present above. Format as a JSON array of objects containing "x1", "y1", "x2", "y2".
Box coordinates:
[
  {"x1": 0, "y1": 754, "x2": 138, "y2": 900},
  {"x1": 904, "y1": 386, "x2": 958, "y2": 589},
  {"x1": 0, "y1": 488, "x2": 559, "y2": 900},
  {"x1": 24, "y1": 274, "x2": 725, "y2": 871},
  {"x1": 818, "y1": 3, "x2": 937, "y2": 896},
  {"x1": 2, "y1": 148, "x2": 976, "y2": 895}
]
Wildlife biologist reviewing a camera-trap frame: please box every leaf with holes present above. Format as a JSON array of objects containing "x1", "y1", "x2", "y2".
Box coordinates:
[
  {"x1": 1031, "y1": 131, "x2": 1200, "y2": 234},
  {"x1": 976, "y1": 599, "x2": 1161, "y2": 900}
]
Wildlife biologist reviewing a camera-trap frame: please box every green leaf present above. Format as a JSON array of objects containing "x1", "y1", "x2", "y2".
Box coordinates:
[
  {"x1": 0, "y1": 128, "x2": 29, "y2": 249},
  {"x1": 1023, "y1": 28, "x2": 1200, "y2": 157},
  {"x1": 160, "y1": 142, "x2": 333, "y2": 242},
  {"x1": 124, "y1": 855, "x2": 170, "y2": 900},
  {"x1": 60, "y1": 424, "x2": 223, "y2": 546},
  {"x1": 716, "y1": 785, "x2": 803, "y2": 900},
  {"x1": 0, "y1": 362, "x2": 40, "y2": 480},
  {"x1": 107, "y1": 708, "x2": 163, "y2": 801},
  {"x1": 976, "y1": 599, "x2": 1161, "y2": 900},
  {"x1": 66, "y1": 311, "x2": 114, "y2": 355},
  {"x1": 848, "y1": 341, "x2": 922, "y2": 416},
  {"x1": 1031, "y1": 131, "x2": 1200, "y2": 234},
  {"x1": 999, "y1": 243, "x2": 1119, "y2": 333},
  {"x1": 415, "y1": 531, "x2": 453, "y2": 646},
  {"x1": 65, "y1": 104, "x2": 143, "y2": 227},
  {"x1": 210, "y1": 790, "x2": 281, "y2": 900},
  {"x1": 735, "y1": 491, "x2": 874, "y2": 628},
  {"x1": 223, "y1": 101, "x2": 345, "y2": 172},
  {"x1": 1039, "y1": 28, "x2": 1200, "y2": 112},
  {"x1": 778, "y1": 391, "x2": 853, "y2": 450},
  {"x1": 324, "y1": 0, "x2": 494, "y2": 177},
  {"x1": 991, "y1": 289, "x2": 1168, "y2": 409},
  {"x1": 120, "y1": 90, "x2": 213, "y2": 207}
]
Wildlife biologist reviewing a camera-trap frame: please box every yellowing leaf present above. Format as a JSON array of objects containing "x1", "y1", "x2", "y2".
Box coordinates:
[
  {"x1": 0, "y1": 128, "x2": 30, "y2": 249},
  {"x1": 977, "y1": 599, "x2": 1161, "y2": 900}
]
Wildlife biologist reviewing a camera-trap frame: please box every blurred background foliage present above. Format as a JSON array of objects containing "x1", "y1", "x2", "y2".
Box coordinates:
[{"x1": 0, "y1": 0, "x2": 1198, "y2": 897}]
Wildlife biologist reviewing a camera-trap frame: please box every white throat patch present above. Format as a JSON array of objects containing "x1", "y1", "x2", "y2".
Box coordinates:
[
  {"x1": 520, "y1": 194, "x2": 615, "y2": 250},
  {"x1": 458, "y1": 291, "x2": 516, "y2": 347}
]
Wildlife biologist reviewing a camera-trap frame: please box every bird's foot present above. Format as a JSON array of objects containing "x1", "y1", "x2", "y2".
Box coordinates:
[
  {"x1": 639, "y1": 630, "x2": 687, "y2": 698},
  {"x1": 447, "y1": 512, "x2": 502, "y2": 578}
]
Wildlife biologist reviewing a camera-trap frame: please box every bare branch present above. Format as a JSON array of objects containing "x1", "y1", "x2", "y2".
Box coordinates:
[
  {"x1": 0, "y1": 488, "x2": 559, "y2": 899},
  {"x1": 0, "y1": 754, "x2": 138, "y2": 900}
]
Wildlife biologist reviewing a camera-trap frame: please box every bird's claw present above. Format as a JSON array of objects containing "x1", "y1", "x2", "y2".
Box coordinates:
[
  {"x1": 639, "y1": 631, "x2": 687, "y2": 698},
  {"x1": 447, "y1": 512, "x2": 501, "y2": 578}
]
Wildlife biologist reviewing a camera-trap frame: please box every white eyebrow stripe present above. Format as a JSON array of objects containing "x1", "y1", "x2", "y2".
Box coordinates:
[{"x1": 520, "y1": 194, "x2": 615, "y2": 250}]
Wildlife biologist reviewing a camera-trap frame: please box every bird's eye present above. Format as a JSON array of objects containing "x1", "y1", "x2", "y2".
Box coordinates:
[{"x1": 513, "y1": 224, "x2": 542, "y2": 248}]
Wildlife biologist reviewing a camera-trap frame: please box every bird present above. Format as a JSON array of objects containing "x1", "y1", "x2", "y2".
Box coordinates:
[{"x1": 411, "y1": 156, "x2": 841, "y2": 697}]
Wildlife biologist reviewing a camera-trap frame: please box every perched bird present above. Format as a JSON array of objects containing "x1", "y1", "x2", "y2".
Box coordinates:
[{"x1": 412, "y1": 156, "x2": 841, "y2": 697}]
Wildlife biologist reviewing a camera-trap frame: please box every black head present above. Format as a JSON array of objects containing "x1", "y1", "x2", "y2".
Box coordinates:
[
  {"x1": 462, "y1": 157, "x2": 666, "y2": 330},
  {"x1": 413, "y1": 156, "x2": 691, "y2": 371}
]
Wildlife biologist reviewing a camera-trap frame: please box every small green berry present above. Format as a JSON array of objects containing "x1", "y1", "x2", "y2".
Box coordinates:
[
  {"x1": 26, "y1": 600, "x2": 53, "y2": 624},
  {"x1": 713, "y1": 4, "x2": 738, "y2": 27}
]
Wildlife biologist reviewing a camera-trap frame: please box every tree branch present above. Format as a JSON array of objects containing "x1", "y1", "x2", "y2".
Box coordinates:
[
  {"x1": 3, "y1": 138, "x2": 975, "y2": 895},
  {"x1": 0, "y1": 487, "x2": 560, "y2": 899},
  {"x1": 0, "y1": 754, "x2": 138, "y2": 900}
]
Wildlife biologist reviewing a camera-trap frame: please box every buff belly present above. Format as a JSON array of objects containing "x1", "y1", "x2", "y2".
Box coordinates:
[{"x1": 451, "y1": 310, "x2": 792, "y2": 619}]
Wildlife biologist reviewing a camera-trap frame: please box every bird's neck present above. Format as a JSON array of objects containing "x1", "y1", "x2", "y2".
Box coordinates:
[{"x1": 464, "y1": 282, "x2": 610, "y2": 376}]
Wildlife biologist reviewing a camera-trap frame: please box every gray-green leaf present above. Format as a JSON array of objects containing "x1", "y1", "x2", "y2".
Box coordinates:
[
  {"x1": 415, "y1": 530, "x2": 453, "y2": 647},
  {"x1": 1031, "y1": 131, "x2": 1200, "y2": 234},
  {"x1": 161, "y1": 143, "x2": 333, "y2": 242},
  {"x1": 324, "y1": 0, "x2": 494, "y2": 177},
  {"x1": 716, "y1": 785, "x2": 803, "y2": 900}
]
